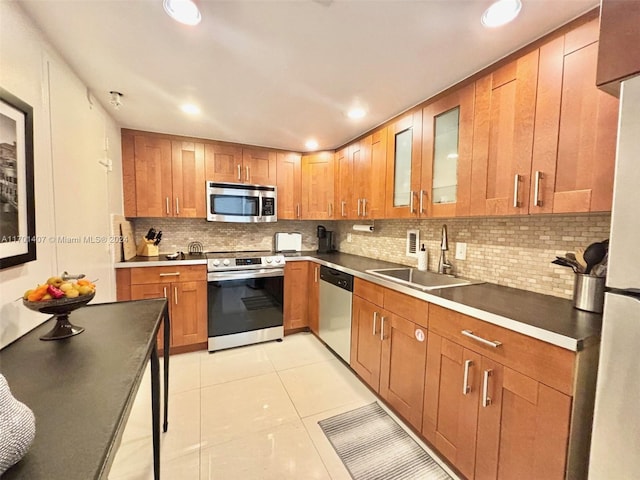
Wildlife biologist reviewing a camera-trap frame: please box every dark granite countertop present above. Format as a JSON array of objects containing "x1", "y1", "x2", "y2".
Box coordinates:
[{"x1": 114, "y1": 251, "x2": 601, "y2": 351}]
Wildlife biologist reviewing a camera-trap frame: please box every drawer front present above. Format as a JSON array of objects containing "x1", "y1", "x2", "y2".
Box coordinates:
[
  {"x1": 383, "y1": 289, "x2": 429, "y2": 329},
  {"x1": 130, "y1": 265, "x2": 207, "y2": 285},
  {"x1": 429, "y1": 305, "x2": 575, "y2": 395},
  {"x1": 354, "y1": 278, "x2": 384, "y2": 307}
]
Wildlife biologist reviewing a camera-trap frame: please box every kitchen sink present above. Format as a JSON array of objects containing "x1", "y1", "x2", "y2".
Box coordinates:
[{"x1": 365, "y1": 267, "x2": 483, "y2": 291}]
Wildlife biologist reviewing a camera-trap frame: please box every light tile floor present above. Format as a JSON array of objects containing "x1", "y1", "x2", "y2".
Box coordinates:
[{"x1": 108, "y1": 332, "x2": 459, "y2": 480}]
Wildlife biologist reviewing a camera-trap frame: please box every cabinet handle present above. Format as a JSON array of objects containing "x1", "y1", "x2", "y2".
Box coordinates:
[
  {"x1": 297, "y1": 204, "x2": 301, "y2": 218},
  {"x1": 328, "y1": 202, "x2": 333, "y2": 217},
  {"x1": 163, "y1": 286, "x2": 167, "y2": 298},
  {"x1": 175, "y1": 197, "x2": 180, "y2": 215},
  {"x1": 341, "y1": 201, "x2": 346, "y2": 217},
  {"x1": 237, "y1": 164, "x2": 242, "y2": 181},
  {"x1": 419, "y1": 190, "x2": 424, "y2": 214},
  {"x1": 461, "y1": 329, "x2": 502, "y2": 348},
  {"x1": 482, "y1": 369, "x2": 493, "y2": 407},
  {"x1": 372, "y1": 311, "x2": 378, "y2": 336},
  {"x1": 362, "y1": 198, "x2": 367, "y2": 217},
  {"x1": 463, "y1": 359, "x2": 473, "y2": 395},
  {"x1": 165, "y1": 197, "x2": 170, "y2": 215},
  {"x1": 534, "y1": 171, "x2": 543, "y2": 207},
  {"x1": 314, "y1": 266, "x2": 318, "y2": 283},
  {"x1": 513, "y1": 174, "x2": 522, "y2": 208},
  {"x1": 174, "y1": 286, "x2": 178, "y2": 305},
  {"x1": 159, "y1": 272, "x2": 181, "y2": 277},
  {"x1": 410, "y1": 191, "x2": 415, "y2": 213},
  {"x1": 380, "y1": 316, "x2": 386, "y2": 341},
  {"x1": 246, "y1": 166, "x2": 250, "y2": 182},
  {"x1": 357, "y1": 198, "x2": 361, "y2": 217}
]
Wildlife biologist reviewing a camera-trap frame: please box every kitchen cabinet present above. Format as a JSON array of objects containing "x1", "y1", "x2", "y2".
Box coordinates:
[
  {"x1": 596, "y1": 0, "x2": 640, "y2": 96},
  {"x1": 531, "y1": 19, "x2": 618, "y2": 214},
  {"x1": 421, "y1": 84, "x2": 474, "y2": 217},
  {"x1": 121, "y1": 131, "x2": 206, "y2": 218},
  {"x1": 301, "y1": 151, "x2": 335, "y2": 219},
  {"x1": 276, "y1": 151, "x2": 302, "y2": 219},
  {"x1": 334, "y1": 146, "x2": 352, "y2": 219},
  {"x1": 351, "y1": 279, "x2": 429, "y2": 430},
  {"x1": 470, "y1": 50, "x2": 539, "y2": 216},
  {"x1": 424, "y1": 305, "x2": 578, "y2": 480},
  {"x1": 284, "y1": 261, "x2": 309, "y2": 331},
  {"x1": 308, "y1": 263, "x2": 320, "y2": 335},
  {"x1": 385, "y1": 111, "x2": 423, "y2": 218},
  {"x1": 115, "y1": 265, "x2": 207, "y2": 353},
  {"x1": 204, "y1": 143, "x2": 277, "y2": 185}
]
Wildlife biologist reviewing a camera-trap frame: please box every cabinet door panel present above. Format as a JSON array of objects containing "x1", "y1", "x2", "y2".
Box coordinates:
[
  {"x1": 379, "y1": 314, "x2": 427, "y2": 430},
  {"x1": 243, "y1": 148, "x2": 277, "y2": 185},
  {"x1": 474, "y1": 357, "x2": 504, "y2": 480},
  {"x1": 134, "y1": 136, "x2": 172, "y2": 217},
  {"x1": 334, "y1": 147, "x2": 353, "y2": 219},
  {"x1": 308, "y1": 263, "x2": 319, "y2": 334},
  {"x1": 204, "y1": 143, "x2": 243, "y2": 183},
  {"x1": 368, "y1": 128, "x2": 387, "y2": 219},
  {"x1": 171, "y1": 281, "x2": 207, "y2": 347},
  {"x1": 172, "y1": 141, "x2": 206, "y2": 218},
  {"x1": 276, "y1": 152, "x2": 302, "y2": 220},
  {"x1": 350, "y1": 295, "x2": 382, "y2": 391},
  {"x1": 131, "y1": 283, "x2": 168, "y2": 349},
  {"x1": 284, "y1": 262, "x2": 309, "y2": 330},
  {"x1": 301, "y1": 152, "x2": 334, "y2": 219}
]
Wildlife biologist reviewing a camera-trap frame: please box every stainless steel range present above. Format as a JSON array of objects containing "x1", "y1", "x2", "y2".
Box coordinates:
[{"x1": 206, "y1": 251, "x2": 285, "y2": 352}]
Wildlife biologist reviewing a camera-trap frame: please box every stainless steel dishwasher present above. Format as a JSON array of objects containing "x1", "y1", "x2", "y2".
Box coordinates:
[{"x1": 318, "y1": 265, "x2": 353, "y2": 362}]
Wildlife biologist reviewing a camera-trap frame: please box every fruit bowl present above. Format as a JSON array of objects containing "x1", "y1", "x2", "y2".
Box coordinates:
[{"x1": 23, "y1": 292, "x2": 95, "y2": 341}]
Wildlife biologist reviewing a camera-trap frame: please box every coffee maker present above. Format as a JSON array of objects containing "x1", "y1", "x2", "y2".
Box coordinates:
[{"x1": 316, "y1": 225, "x2": 335, "y2": 254}]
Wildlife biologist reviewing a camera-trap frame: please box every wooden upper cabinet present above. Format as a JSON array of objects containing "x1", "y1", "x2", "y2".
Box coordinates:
[
  {"x1": 204, "y1": 144, "x2": 276, "y2": 185},
  {"x1": 171, "y1": 141, "x2": 206, "y2": 218},
  {"x1": 133, "y1": 135, "x2": 173, "y2": 217},
  {"x1": 385, "y1": 111, "x2": 423, "y2": 218},
  {"x1": 334, "y1": 146, "x2": 353, "y2": 219},
  {"x1": 421, "y1": 84, "x2": 474, "y2": 218},
  {"x1": 367, "y1": 128, "x2": 388, "y2": 219},
  {"x1": 276, "y1": 151, "x2": 302, "y2": 220},
  {"x1": 532, "y1": 19, "x2": 619, "y2": 214},
  {"x1": 596, "y1": 0, "x2": 640, "y2": 95},
  {"x1": 204, "y1": 143, "x2": 243, "y2": 183},
  {"x1": 301, "y1": 151, "x2": 335, "y2": 219},
  {"x1": 470, "y1": 50, "x2": 539, "y2": 216},
  {"x1": 242, "y1": 148, "x2": 277, "y2": 185}
]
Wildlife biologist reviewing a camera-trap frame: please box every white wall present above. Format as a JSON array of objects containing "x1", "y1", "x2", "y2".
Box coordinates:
[{"x1": 0, "y1": 2, "x2": 123, "y2": 348}]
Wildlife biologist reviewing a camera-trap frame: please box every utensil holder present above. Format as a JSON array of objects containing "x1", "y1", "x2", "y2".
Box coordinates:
[
  {"x1": 573, "y1": 274, "x2": 605, "y2": 313},
  {"x1": 137, "y1": 238, "x2": 159, "y2": 257}
]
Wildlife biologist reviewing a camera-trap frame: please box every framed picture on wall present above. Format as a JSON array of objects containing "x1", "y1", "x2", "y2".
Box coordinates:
[{"x1": 0, "y1": 88, "x2": 36, "y2": 269}]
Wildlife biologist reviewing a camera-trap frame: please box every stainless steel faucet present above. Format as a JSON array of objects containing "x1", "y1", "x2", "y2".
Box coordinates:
[{"x1": 438, "y1": 224, "x2": 452, "y2": 275}]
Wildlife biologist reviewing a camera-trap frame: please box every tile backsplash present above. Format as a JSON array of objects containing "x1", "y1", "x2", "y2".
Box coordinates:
[
  {"x1": 335, "y1": 214, "x2": 611, "y2": 299},
  {"x1": 131, "y1": 214, "x2": 610, "y2": 300}
]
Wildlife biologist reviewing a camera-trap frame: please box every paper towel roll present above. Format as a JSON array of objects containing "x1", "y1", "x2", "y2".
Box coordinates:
[{"x1": 353, "y1": 224, "x2": 374, "y2": 232}]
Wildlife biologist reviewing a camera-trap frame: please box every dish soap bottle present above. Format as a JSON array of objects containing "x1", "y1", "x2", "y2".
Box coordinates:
[{"x1": 418, "y1": 244, "x2": 428, "y2": 271}]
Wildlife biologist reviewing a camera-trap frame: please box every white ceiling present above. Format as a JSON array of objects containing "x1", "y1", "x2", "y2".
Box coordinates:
[{"x1": 18, "y1": 0, "x2": 599, "y2": 152}]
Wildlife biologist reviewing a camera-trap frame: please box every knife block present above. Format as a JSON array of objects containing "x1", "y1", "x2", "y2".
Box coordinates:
[{"x1": 136, "y1": 238, "x2": 159, "y2": 257}]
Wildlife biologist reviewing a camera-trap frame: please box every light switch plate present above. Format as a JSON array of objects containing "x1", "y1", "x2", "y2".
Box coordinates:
[{"x1": 455, "y1": 242, "x2": 467, "y2": 260}]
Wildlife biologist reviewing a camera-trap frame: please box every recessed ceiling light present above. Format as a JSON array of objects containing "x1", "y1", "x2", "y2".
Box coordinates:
[
  {"x1": 181, "y1": 104, "x2": 200, "y2": 115},
  {"x1": 481, "y1": 0, "x2": 522, "y2": 28},
  {"x1": 163, "y1": 0, "x2": 202, "y2": 26},
  {"x1": 305, "y1": 139, "x2": 319, "y2": 150},
  {"x1": 347, "y1": 108, "x2": 366, "y2": 119}
]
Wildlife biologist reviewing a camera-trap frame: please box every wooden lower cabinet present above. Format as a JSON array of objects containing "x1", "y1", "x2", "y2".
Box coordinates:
[
  {"x1": 350, "y1": 279, "x2": 428, "y2": 430},
  {"x1": 283, "y1": 261, "x2": 310, "y2": 331},
  {"x1": 116, "y1": 266, "x2": 207, "y2": 353},
  {"x1": 308, "y1": 263, "x2": 320, "y2": 335}
]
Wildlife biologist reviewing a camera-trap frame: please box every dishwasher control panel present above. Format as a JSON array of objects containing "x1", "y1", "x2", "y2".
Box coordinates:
[{"x1": 319, "y1": 266, "x2": 354, "y2": 291}]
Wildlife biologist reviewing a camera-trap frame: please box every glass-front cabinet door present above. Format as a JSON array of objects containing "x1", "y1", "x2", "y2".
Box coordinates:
[
  {"x1": 421, "y1": 84, "x2": 474, "y2": 217},
  {"x1": 385, "y1": 111, "x2": 423, "y2": 218}
]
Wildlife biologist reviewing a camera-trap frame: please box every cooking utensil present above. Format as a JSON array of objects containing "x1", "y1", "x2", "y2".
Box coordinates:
[
  {"x1": 145, "y1": 228, "x2": 156, "y2": 241},
  {"x1": 574, "y1": 249, "x2": 587, "y2": 271},
  {"x1": 552, "y1": 258, "x2": 579, "y2": 273},
  {"x1": 557, "y1": 255, "x2": 584, "y2": 273},
  {"x1": 584, "y1": 241, "x2": 607, "y2": 275},
  {"x1": 188, "y1": 241, "x2": 204, "y2": 254},
  {"x1": 153, "y1": 231, "x2": 162, "y2": 246}
]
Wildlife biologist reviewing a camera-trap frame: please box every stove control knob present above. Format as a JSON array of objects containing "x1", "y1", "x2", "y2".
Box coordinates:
[
  {"x1": 212, "y1": 259, "x2": 220, "y2": 267},
  {"x1": 265, "y1": 257, "x2": 273, "y2": 264},
  {"x1": 222, "y1": 259, "x2": 230, "y2": 266},
  {"x1": 274, "y1": 257, "x2": 282, "y2": 264}
]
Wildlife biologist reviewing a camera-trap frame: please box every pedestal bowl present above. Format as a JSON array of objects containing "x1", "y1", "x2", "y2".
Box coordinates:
[{"x1": 23, "y1": 292, "x2": 95, "y2": 341}]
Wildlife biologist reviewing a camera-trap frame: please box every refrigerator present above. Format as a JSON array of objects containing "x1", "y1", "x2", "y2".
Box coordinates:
[{"x1": 588, "y1": 74, "x2": 640, "y2": 479}]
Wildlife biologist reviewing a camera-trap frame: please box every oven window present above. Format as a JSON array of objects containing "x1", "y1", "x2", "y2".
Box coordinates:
[
  {"x1": 211, "y1": 195, "x2": 259, "y2": 216},
  {"x1": 208, "y1": 276, "x2": 283, "y2": 337}
]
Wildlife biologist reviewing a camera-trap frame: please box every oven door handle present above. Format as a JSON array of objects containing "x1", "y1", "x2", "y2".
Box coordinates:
[{"x1": 207, "y1": 268, "x2": 285, "y2": 282}]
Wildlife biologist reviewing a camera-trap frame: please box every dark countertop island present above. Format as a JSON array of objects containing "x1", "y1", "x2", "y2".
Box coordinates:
[{"x1": 0, "y1": 298, "x2": 169, "y2": 480}]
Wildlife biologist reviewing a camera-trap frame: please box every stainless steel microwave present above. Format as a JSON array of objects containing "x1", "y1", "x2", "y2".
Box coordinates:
[{"x1": 206, "y1": 182, "x2": 277, "y2": 223}]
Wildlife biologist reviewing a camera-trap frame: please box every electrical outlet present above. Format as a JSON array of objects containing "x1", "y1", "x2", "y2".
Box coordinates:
[
  {"x1": 455, "y1": 242, "x2": 467, "y2": 260},
  {"x1": 347, "y1": 233, "x2": 352, "y2": 243}
]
